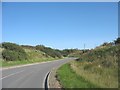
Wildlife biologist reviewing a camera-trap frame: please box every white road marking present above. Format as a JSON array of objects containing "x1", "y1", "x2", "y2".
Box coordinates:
[
  {"x1": 0, "y1": 70, "x2": 24, "y2": 80},
  {"x1": 43, "y1": 71, "x2": 50, "y2": 88}
]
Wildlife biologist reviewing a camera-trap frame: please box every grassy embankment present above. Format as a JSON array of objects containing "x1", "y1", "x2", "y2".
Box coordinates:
[
  {"x1": 57, "y1": 63, "x2": 98, "y2": 88},
  {"x1": 0, "y1": 47, "x2": 62, "y2": 67},
  {"x1": 57, "y1": 45, "x2": 119, "y2": 88}
]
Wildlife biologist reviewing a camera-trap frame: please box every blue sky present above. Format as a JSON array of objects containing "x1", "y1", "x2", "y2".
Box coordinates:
[{"x1": 2, "y1": 2, "x2": 118, "y2": 49}]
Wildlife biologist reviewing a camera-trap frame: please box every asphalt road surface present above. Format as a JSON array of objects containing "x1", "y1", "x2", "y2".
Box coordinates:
[{"x1": 1, "y1": 58, "x2": 75, "y2": 88}]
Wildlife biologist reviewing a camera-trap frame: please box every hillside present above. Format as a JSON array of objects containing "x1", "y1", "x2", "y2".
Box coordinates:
[
  {"x1": 72, "y1": 45, "x2": 119, "y2": 87},
  {"x1": 0, "y1": 42, "x2": 63, "y2": 67},
  {"x1": 57, "y1": 40, "x2": 119, "y2": 88},
  {"x1": 24, "y1": 48, "x2": 54, "y2": 61}
]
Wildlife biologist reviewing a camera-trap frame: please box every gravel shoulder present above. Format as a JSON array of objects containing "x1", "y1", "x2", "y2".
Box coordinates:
[{"x1": 48, "y1": 67, "x2": 62, "y2": 88}]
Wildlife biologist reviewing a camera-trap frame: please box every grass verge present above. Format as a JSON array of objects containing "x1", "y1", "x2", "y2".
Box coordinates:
[
  {"x1": 56, "y1": 63, "x2": 98, "y2": 88},
  {"x1": 0, "y1": 57, "x2": 62, "y2": 67}
]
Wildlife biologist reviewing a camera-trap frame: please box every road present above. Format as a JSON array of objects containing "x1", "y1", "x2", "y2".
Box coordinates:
[{"x1": 1, "y1": 58, "x2": 75, "y2": 88}]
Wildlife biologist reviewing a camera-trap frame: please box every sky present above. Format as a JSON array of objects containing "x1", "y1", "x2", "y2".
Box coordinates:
[{"x1": 2, "y1": 2, "x2": 118, "y2": 50}]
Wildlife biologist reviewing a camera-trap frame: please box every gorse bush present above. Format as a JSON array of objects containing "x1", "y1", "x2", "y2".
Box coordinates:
[
  {"x1": 2, "y1": 42, "x2": 24, "y2": 52},
  {"x1": 2, "y1": 42, "x2": 28, "y2": 61},
  {"x1": 35, "y1": 45, "x2": 62, "y2": 58},
  {"x1": 2, "y1": 50, "x2": 18, "y2": 61}
]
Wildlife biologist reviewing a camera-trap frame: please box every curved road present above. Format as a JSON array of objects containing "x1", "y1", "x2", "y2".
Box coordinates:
[{"x1": 1, "y1": 58, "x2": 75, "y2": 88}]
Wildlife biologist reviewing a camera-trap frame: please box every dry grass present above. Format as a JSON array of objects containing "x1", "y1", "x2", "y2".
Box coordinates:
[
  {"x1": 71, "y1": 45, "x2": 119, "y2": 88},
  {"x1": 70, "y1": 61, "x2": 118, "y2": 88}
]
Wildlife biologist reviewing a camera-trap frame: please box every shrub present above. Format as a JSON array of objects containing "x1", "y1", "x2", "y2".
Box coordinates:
[
  {"x1": 2, "y1": 42, "x2": 28, "y2": 61},
  {"x1": 2, "y1": 50, "x2": 18, "y2": 61},
  {"x1": 35, "y1": 45, "x2": 62, "y2": 58},
  {"x1": 2, "y1": 42, "x2": 24, "y2": 52}
]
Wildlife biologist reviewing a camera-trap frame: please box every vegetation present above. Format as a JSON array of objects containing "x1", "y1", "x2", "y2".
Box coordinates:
[
  {"x1": 56, "y1": 38, "x2": 119, "y2": 88},
  {"x1": 62, "y1": 49, "x2": 84, "y2": 57},
  {"x1": 1, "y1": 42, "x2": 65, "y2": 67},
  {"x1": 0, "y1": 42, "x2": 86, "y2": 67},
  {"x1": 35, "y1": 45, "x2": 62, "y2": 58},
  {"x1": 2, "y1": 42, "x2": 28, "y2": 61},
  {"x1": 56, "y1": 63, "x2": 98, "y2": 88}
]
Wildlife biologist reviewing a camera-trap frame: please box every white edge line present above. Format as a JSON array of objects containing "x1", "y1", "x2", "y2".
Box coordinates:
[
  {"x1": 0, "y1": 70, "x2": 24, "y2": 80},
  {"x1": 42, "y1": 71, "x2": 50, "y2": 88},
  {"x1": 47, "y1": 70, "x2": 51, "y2": 88},
  {"x1": 43, "y1": 58, "x2": 74, "y2": 88}
]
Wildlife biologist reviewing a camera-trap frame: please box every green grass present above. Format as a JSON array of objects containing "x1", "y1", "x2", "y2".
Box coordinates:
[
  {"x1": 1, "y1": 57, "x2": 60, "y2": 67},
  {"x1": 56, "y1": 63, "x2": 98, "y2": 88}
]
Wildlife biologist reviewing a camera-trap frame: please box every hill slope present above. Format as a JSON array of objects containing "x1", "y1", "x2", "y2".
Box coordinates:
[
  {"x1": 0, "y1": 42, "x2": 63, "y2": 67},
  {"x1": 57, "y1": 44, "x2": 119, "y2": 88}
]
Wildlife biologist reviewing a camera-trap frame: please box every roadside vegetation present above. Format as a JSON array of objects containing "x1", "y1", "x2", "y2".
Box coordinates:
[
  {"x1": 0, "y1": 42, "x2": 62, "y2": 67},
  {"x1": 56, "y1": 38, "x2": 120, "y2": 88},
  {"x1": 0, "y1": 42, "x2": 83, "y2": 67},
  {"x1": 57, "y1": 63, "x2": 98, "y2": 88}
]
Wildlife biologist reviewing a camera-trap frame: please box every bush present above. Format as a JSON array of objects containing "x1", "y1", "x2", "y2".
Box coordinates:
[
  {"x1": 2, "y1": 42, "x2": 24, "y2": 52},
  {"x1": 35, "y1": 45, "x2": 62, "y2": 58},
  {"x1": 2, "y1": 42, "x2": 28, "y2": 61},
  {"x1": 2, "y1": 50, "x2": 18, "y2": 61}
]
